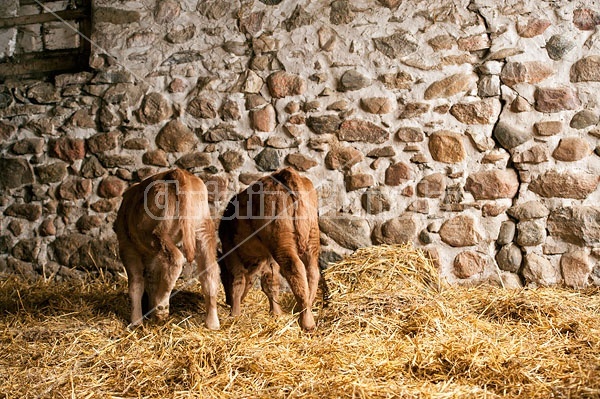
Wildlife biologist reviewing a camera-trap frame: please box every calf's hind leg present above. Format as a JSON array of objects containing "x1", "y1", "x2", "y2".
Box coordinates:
[
  {"x1": 275, "y1": 251, "x2": 316, "y2": 331},
  {"x1": 196, "y1": 225, "x2": 221, "y2": 330},
  {"x1": 261, "y1": 260, "x2": 282, "y2": 316}
]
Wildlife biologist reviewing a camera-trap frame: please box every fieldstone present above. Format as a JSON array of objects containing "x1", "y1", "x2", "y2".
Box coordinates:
[
  {"x1": 66, "y1": 108, "x2": 96, "y2": 129},
  {"x1": 517, "y1": 17, "x2": 551, "y2": 37},
  {"x1": 58, "y1": 178, "x2": 92, "y2": 200},
  {"x1": 450, "y1": 99, "x2": 500, "y2": 124},
  {"x1": 142, "y1": 150, "x2": 169, "y2": 167},
  {"x1": 385, "y1": 162, "x2": 411, "y2": 186},
  {"x1": 76, "y1": 215, "x2": 103, "y2": 232},
  {"x1": 424, "y1": 73, "x2": 477, "y2": 100},
  {"x1": 174, "y1": 152, "x2": 210, "y2": 170},
  {"x1": 197, "y1": 1, "x2": 230, "y2": 20},
  {"x1": 396, "y1": 127, "x2": 424, "y2": 142},
  {"x1": 51, "y1": 234, "x2": 91, "y2": 265},
  {"x1": 28, "y1": 82, "x2": 61, "y2": 104},
  {"x1": 284, "y1": 5, "x2": 312, "y2": 31},
  {"x1": 254, "y1": 148, "x2": 280, "y2": 171},
  {"x1": 416, "y1": 173, "x2": 445, "y2": 198},
  {"x1": 373, "y1": 31, "x2": 418, "y2": 59},
  {"x1": 497, "y1": 221, "x2": 516, "y2": 245},
  {"x1": 70, "y1": 238, "x2": 121, "y2": 272},
  {"x1": 508, "y1": 201, "x2": 550, "y2": 220},
  {"x1": 338, "y1": 119, "x2": 389, "y2": 143},
  {"x1": 286, "y1": 154, "x2": 317, "y2": 171},
  {"x1": 80, "y1": 156, "x2": 106, "y2": 178},
  {"x1": 86, "y1": 131, "x2": 119, "y2": 154},
  {"x1": 513, "y1": 144, "x2": 550, "y2": 164},
  {"x1": 529, "y1": 171, "x2": 599, "y2": 199},
  {"x1": 123, "y1": 138, "x2": 149, "y2": 150},
  {"x1": 534, "y1": 121, "x2": 562, "y2": 136},
  {"x1": 89, "y1": 198, "x2": 118, "y2": 213},
  {"x1": 552, "y1": 137, "x2": 591, "y2": 161},
  {"x1": 4, "y1": 203, "x2": 42, "y2": 222},
  {"x1": 0, "y1": 121, "x2": 16, "y2": 141},
  {"x1": 546, "y1": 35, "x2": 575, "y2": 61},
  {"x1": 439, "y1": 215, "x2": 480, "y2": 247},
  {"x1": 516, "y1": 220, "x2": 546, "y2": 247},
  {"x1": 453, "y1": 251, "x2": 486, "y2": 278},
  {"x1": 251, "y1": 105, "x2": 276, "y2": 132},
  {"x1": 407, "y1": 199, "x2": 429, "y2": 214},
  {"x1": 49, "y1": 137, "x2": 85, "y2": 162},
  {"x1": 428, "y1": 131, "x2": 465, "y2": 163},
  {"x1": 510, "y1": 97, "x2": 531, "y2": 113},
  {"x1": 478, "y1": 75, "x2": 501, "y2": 97},
  {"x1": 8, "y1": 220, "x2": 24, "y2": 236},
  {"x1": 522, "y1": 253, "x2": 560, "y2": 286},
  {"x1": 39, "y1": 218, "x2": 56, "y2": 236},
  {"x1": 496, "y1": 244, "x2": 522, "y2": 273},
  {"x1": 223, "y1": 40, "x2": 249, "y2": 56},
  {"x1": 361, "y1": 187, "x2": 391, "y2": 214},
  {"x1": 204, "y1": 124, "x2": 246, "y2": 142},
  {"x1": 11, "y1": 138, "x2": 43, "y2": 155},
  {"x1": 360, "y1": 97, "x2": 394, "y2": 114},
  {"x1": 220, "y1": 99, "x2": 241, "y2": 121},
  {"x1": 338, "y1": 70, "x2": 371, "y2": 92},
  {"x1": 367, "y1": 147, "x2": 395, "y2": 157},
  {"x1": 560, "y1": 250, "x2": 591, "y2": 288},
  {"x1": 500, "y1": 61, "x2": 553, "y2": 87},
  {"x1": 319, "y1": 212, "x2": 371, "y2": 250},
  {"x1": 239, "y1": 173, "x2": 263, "y2": 185},
  {"x1": 98, "y1": 176, "x2": 127, "y2": 198},
  {"x1": 246, "y1": 94, "x2": 267, "y2": 111},
  {"x1": 372, "y1": 216, "x2": 417, "y2": 246},
  {"x1": 428, "y1": 34, "x2": 455, "y2": 50},
  {"x1": 219, "y1": 150, "x2": 244, "y2": 172},
  {"x1": 573, "y1": 8, "x2": 600, "y2": 30},
  {"x1": 12, "y1": 238, "x2": 40, "y2": 262},
  {"x1": 378, "y1": 71, "x2": 413, "y2": 90},
  {"x1": 318, "y1": 26, "x2": 337, "y2": 51},
  {"x1": 156, "y1": 120, "x2": 197, "y2": 152},
  {"x1": 399, "y1": 102, "x2": 431, "y2": 119},
  {"x1": 325, "y1": 146, "x2": 363, "y2": 171},
  {"x1": 240, "y1": 70, "x2": 263, "y2": 93},
  {"x1": 494, "y1": 122, "x2": 532, "y2": 150},
  {"x1": 267, "y1": 71, "x2": 307, "y2": 98},
  {"x1": 457, "y1": 33, "x2": 490, "y2": 51},
  {"x1": 330, "y1": 0, "x2": 354, "y2": 24},
  {"x1": 166, "y1": 25, "x2": 195, "y2": 44},
  {"x1": 345, "y1": 174, "x2": 373, "y2": 191},
  {"x1": 138, "y1": 93, "x2": 172, "y2": 124},
  {"x1": 187, "y1": 96, "x2": 218, "y2": 119},
  {"x1": 306, "y1": 115, "x2": 342, "y2": 134},
  {"x1": 534, "y1": 87, "x2": 581, "y2": 113},
  {"x1": 570, "y1": 110, "x2": 599, "y2": 129},
  {"x1": 0, "y1": 158, "x2": 32, "y2": 190},
  {"x1": 465, "y1": 169, "x2": 519, "y2": 200},
  {"x1": 572, "y1": 56, "x2": 600, "y2": 83},
  {"x1": 547, "y1": 206, "x2": 600, "y2": 246},
  {"x1": 246, "y1": 135, "x2": 263, "y2": 150}
]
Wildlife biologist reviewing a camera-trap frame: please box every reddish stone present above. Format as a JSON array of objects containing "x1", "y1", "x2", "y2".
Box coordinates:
[
  {"x1": 325, "y1": 146, "x2": 363, "y2": 171},
  {"x1": 552, "y1": 137, "x2": 591, "y2": 161},
  {"x1": 500, "y1": 61, "x2": 553, "y2": 87},
  {"x1": 454, "y1": 251, "x2": 486, "y2": 278},
  {"x1": 573, "y1": 8, "x2": 600, "y2": 30},
  {"x1": 58, "y1": 178, "x2": 92, "y2": 200},
  {"x1": 138, "y1": 92, "x2": 172, "y2": 124},
  {"x1": 428, "y1": 131, "x2": 465, "y2": 163},
  {"x1": 345, "y1": 174, "x2": 374, "y2": 191},
  {"x1": 529, "y1": 171, "x2": 599, "y2": 199},
  {"x1": 49, "y1": 137, "x2": 85, "y2": 162},
  {"x1": 517, "y1": 18, "x2": 551, "y2": 38},
  {"x1": 267, "y1": 71, "x2": 307, "y2": 98},
  {"x1": 465, "y1": 170, "x2": 519, "y2": 200},
  {"x1": 534, "y1": 87, "x2": 581, "y2": 113},
  {"x1": 286, "y1": 153, "x2": 317, "y2": 171},
  {"x1": 338, "y1": 119, "x2": 389, "y2": 144},
  {"x1": 385, "y1": 162, "x2": 411, "y2": 186},
  {"x1": 439, "y1": 215, "x2": 481, "y2": 247},
  {"x1": 251, "y1": 104, "x2": 276, "y2": 132},
  {"x1": 98, "y1": 176, "x2": 127, "y2": 198},
  {"x1": 424, "y1": 73, "x2": 477, "y2": 100}
]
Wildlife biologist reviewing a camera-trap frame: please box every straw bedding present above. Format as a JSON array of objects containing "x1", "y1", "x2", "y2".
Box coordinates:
[{"x1": 1, "y1": 244, "x2": 600, "y2": 398}]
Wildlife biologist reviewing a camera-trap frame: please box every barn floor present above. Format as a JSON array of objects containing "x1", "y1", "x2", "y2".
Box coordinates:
[{"x1": 1, "y1": 245, "x2": 600, "y2": 398}]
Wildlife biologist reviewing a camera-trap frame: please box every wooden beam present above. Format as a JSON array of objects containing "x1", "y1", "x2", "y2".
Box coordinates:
[
  {"x1": 0, "y1": 51, "x2": 87, "y2": 80},
  {"x1": 0, "y1": 9, "x2": 88, "y2": 29}
]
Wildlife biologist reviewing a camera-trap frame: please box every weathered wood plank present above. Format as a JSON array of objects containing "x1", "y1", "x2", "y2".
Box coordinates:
[
  {"x1": 0, "y1": 51, "x2": 87, "y2": 80},
  {"x1": 0, "y1": 9, "x2": 88, "y2": 28}
]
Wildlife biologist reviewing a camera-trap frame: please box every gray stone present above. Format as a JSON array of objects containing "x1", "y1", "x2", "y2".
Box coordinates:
[
  {"x1": 330, "y1": 0, "x2": 354, "y2": 24},
  {"x1": 570, "y1": 110, "x2": 599, "y2": 129},
  {"x1": 81, "y1": 156, "x2": 106, "y2": 179},
  {"x1": 373, "y1": 31, "x2": 418, "y2": 59},
  {"x1": 497, "y1": 221, "x2": 516, "y2": 245},
  {"x1": 70, "y1": 238, "x2": 121, "y2": 272},
  {"x1": 546, "y1": 35, "x2": 575, "y2": 61},
  {"x1": 319, "y1": 250, "x2": 343, "y2": 269},
  {"x1": 493, "y1": 122, "x2": 531, "y2": 150},
  {"x1": 254, "y1": 148, "x2": 281, "y2": 171},
  {"x1": 516, "y1": 220, "x2": 546, "y2": 247},
  {"x1": 547, "y1": 206, "x2": 600, "y2": 246},
  {"x1": 496, "y1": 244, "x2": 522, "y2": 273},
  {"x1": 27, "y1": 82, "x2": 61, "y2": 104},
  {"x1": 522, "y1": 253, "x2": 560, "y2": 286},
  {"x1": 338, "y1": 70, "x2": 371, "y2": 92},
  {"x1": 307, "y1": 115, "x2": 342, "y2": 134},
  {"x1": 285, "y1": 5, "x2": 314, "y2": 31},
  {"x1": 319, "y1": 212, "x2": 371, "y2": 250},
  {"x1": 51, "y1": 234, "x2": 91, "y2": 266}
]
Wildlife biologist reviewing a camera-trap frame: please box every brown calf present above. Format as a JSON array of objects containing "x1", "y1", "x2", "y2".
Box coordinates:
[
  {"x1": 114, "y1": 169, "x2": 220, "y2": 330},
  {"x1": 218, "y1": 167, "x2": 321, "y2": 331}
]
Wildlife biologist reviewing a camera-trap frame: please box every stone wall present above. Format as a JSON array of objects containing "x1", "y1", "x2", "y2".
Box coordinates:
[{"x1": 1, "y1": 0, "x2": 599, "y2": 287}]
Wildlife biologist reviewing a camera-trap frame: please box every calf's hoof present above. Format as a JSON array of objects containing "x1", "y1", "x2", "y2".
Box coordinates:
[
  {"x1": 127, "y1": 321, "x2": 143, "y2": 330},
  {"x1": 205, "y1": 314, "x2": 220, "y2": 330}
]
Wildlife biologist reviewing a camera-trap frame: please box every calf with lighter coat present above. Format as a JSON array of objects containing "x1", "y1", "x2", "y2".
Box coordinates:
[{"x1": 114, "y1": 169, "x2": 220, "y2": 330}]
